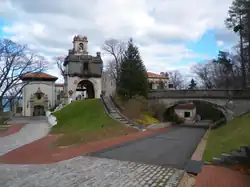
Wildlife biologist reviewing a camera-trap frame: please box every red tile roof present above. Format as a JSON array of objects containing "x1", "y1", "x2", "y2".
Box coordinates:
[
  {"x1": 174, "y1": 103, "x2": 196, "y2": 110},
  {"x1": 55, "y1": 83, "x2": 64, "y2": 87},
  {"x1": 21, "y1": 72, "x2": 58, "y2": 80},
  {"x1": 147, "y1": 72, "x2": 168, "y2": 79}
]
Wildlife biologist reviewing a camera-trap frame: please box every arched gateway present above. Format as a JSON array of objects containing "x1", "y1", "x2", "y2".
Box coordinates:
[
  {"x1": 76, "y1": 80, "x2": 95, "y2": 99},
  {"x1": 64, "y1": 35, "x2": 103, "y2": 103}
]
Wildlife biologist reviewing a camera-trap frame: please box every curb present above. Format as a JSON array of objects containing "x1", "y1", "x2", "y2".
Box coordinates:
[{"x1": 177, "y1": 129, "x2": 210, "y2": 187}]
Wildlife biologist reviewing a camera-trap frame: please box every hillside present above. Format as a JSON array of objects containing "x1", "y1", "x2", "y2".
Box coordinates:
[
  {"x1": 50, "y1": 99, "x2": 138, "y2": 146},
  {"x1": 203, "y1": 112, "x2": 250, "y2": 161}
]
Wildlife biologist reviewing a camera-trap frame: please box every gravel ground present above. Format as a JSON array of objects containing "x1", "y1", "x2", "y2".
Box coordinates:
[{"x1": 0, "y1": 156, "x2": 184, "y2": 187}]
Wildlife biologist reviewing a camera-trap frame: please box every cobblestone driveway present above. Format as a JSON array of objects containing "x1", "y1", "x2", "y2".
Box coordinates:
[
  {"x1": 0, "y1": 117, "x2": 50, "y2": 156},
  {"x1": 0, "y1": 156, "x2": 184, "y2": 187}
]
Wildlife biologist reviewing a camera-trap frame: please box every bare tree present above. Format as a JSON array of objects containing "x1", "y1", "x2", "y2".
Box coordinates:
[
  {"x1": 53, "y1": 56, "x2": 66, "y2": 77},
  {"x1": 168, "y1": 70, "x2": 184, "y2": 89},
  {"x1": 102, "y1": 39, "x2": 125, "y2": 83},
  {"x1": 192, "y1": 63, "x2": 215, "y2": 89},
  {"x1": 192, "y1": 52, "x2": 243, "y2": 89},
  {"x1": 53, "y1": 56, "x2": 67, "y2": 100},
  {"x1": 0, "y1": 39, "x2": 48, "y2": 113}
]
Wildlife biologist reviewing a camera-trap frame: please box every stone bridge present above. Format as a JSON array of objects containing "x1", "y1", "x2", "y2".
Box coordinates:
[{"x1": 148, "y1": 89, "x2": 250, "y2": 121}]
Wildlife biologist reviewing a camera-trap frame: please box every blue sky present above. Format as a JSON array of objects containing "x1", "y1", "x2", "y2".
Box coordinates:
[
  {"x1": 187, "y1": 30, "x2": 221, "y2": 59},
  {"x1": 0, "y1": 18, "x2": 7, "y2": 37}
]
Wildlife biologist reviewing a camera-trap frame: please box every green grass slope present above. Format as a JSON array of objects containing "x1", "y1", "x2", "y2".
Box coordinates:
[
  {"x1": 203, "y1": 112, "x2": 250, "y2": 161},
  {"x1": 50, "y1": 99, "x2": 137, "y2": 146},
  {"x1": 51, "y1": 99, "x2": 120, "y2": 133}
]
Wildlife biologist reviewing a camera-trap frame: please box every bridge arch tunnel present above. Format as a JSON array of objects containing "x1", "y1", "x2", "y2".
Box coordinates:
[{"x1": 149, "y1": 99, "x2": 234, "y2": 122}]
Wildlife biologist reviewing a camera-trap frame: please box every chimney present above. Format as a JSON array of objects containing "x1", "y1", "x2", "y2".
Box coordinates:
[{"x1": 96, "y1": 52, "x2": 101, "y2": 56}]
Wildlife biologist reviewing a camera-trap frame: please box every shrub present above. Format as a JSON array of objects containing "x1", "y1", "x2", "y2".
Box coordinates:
[
  {"x1": 136, "y1": 114, "x2": 160, "y2": 126},
  {"x1": 149, "y1": 101, "x2": 166, "y2": 121},
  {"x1": 123, "y1": 95, "x2": 148, "y2": 120}
]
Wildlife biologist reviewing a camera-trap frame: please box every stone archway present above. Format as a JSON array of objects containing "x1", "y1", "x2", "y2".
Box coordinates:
[
  {"x1": 76, "y1": 80, "x2": 95, "y2": 99},
  {"x1": 157, "y1": 99, "x2": 233, "y2": 122}
]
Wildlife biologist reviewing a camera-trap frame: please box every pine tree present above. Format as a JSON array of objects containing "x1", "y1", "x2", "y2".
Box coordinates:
[
  {"x1": 118, "y1": 38, "x2": 148, "y2": 99},
  {"x1": 188, "y1": 79, "x2": 197, "y2": 89},
  {"x1": 225, "y1": 0, "x2": 250, "y2": 87}
]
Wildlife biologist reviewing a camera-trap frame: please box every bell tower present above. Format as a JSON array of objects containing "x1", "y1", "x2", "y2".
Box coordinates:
[{"x1": 73, "y1": 35, "x2": 88, "y2": 55}]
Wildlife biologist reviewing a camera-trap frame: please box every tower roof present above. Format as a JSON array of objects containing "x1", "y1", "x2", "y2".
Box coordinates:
[{"x1": 73, "y1": 35, "x2": 88, "y2": 42}]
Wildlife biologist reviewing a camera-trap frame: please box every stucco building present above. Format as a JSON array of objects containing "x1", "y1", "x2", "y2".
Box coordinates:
[
  {"x1": 20, "y1": 72, "x2": 61, "y2": 116},
  {"x1": 174, "y1": 103, "x2": 196, "y2": 123},
  {"x1": 147, "y1": 72, "x2": 173, "y2": 90}
]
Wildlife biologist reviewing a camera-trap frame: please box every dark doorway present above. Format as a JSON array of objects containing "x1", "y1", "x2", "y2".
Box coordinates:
[
  {"x1": 184, "y1": 112, "x2": 191, "y2": 118},
  {"x1": 33, "y1": 105, "x2": 45, "y2": 116},
  {"x1": 76, "y1": 80, "x2": 95, "y2": 98}
]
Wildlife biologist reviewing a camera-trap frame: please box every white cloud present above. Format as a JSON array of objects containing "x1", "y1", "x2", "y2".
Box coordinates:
[
  {"x1": 217, "y1": 40, "x2": 224, "y2": 47},
  {"x1": 0, "y1": 0, "x2": 234, "y2": 82}
]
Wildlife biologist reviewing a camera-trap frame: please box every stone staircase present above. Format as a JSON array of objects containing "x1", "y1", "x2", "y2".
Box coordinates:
[
  {"x1": 101, "y1": 95, "x2": 145, "y2": 131},
  {"x1": 211, "y1": 146, "x2": 250, "y2": 167}
]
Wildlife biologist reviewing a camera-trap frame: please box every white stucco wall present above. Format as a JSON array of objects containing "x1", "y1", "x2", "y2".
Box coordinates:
[
  {"x1": 22, "y1": 81, "x2": 55, "y2": 116},
  {"x1": 148, "y1": 78, "x2": 174, "y2": 90},
  {"x1": 174, "y1": 108, "x2": 196, "y2": 120},
  {"x1": 67, "y1": 76, "x2": 102, "y2": 101},
  {"x1": 102, "y1": 72, "x2": 116, "y2": 96}
]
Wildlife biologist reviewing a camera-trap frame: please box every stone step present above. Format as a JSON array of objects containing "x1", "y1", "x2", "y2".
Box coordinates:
[{"x1": 112, "y1": 114, "x2": 121, "y2": 117}]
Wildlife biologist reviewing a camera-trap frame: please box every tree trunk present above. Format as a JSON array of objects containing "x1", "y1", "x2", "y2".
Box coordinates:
[
  {"x1": 0, "y1": 96, "x2": 3, "y2": 115},
  {"x1": 240, "y1": 15, "x2": 246, "y2": 88}
]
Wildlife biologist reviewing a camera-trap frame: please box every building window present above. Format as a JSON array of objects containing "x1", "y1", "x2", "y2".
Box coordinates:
[
  {"x1": 169, "y1": 84, "x2": 174, "y2": 88},
  {"x1": 184, "y1": 112, "x2": 190, "y2": 118}
]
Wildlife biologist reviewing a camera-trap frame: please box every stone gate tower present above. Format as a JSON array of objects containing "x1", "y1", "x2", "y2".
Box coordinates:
[{"x1": 63, "y1": 35, "x2": 103, "y2": 103}]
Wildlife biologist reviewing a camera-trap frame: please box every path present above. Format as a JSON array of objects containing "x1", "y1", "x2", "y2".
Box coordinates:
[
  {"x1": 195, "y1": 165, "x2": 250, "y2": 187},
  {"x1": 0, "y1": 117, "x2": 50, "y2": 156},
  {"x1": 0, "y1": 156, "x2": 184, "y2": 187},
  {"x1": 90, "y1": 127, "x2": 206, "y2": 169}
]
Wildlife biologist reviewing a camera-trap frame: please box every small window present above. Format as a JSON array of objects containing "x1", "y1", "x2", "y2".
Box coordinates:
[
  {"x1": 169, "y1": 84, "x2": 174, "y2": 88},
  {"x1": 184, "y1": 112, "x2": 190, "y2": 118}
]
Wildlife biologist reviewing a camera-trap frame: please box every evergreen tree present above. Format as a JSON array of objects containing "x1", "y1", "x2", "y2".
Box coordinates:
[
  {"x1": 188, "y1": 79, "x2": 197, "y2": 89},
  {"x1": 118, "y1": 38, "x2": 148, "y2": 99},
  {"x1": 225, "y1": 0, "x2": 250, "y2": 87}
]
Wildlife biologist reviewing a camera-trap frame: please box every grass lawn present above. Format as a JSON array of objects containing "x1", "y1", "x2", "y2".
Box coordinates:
[
  {"x1": 51, "y1": 99, "x2": 138, "y2": 147},
  {"x1": 203, "y1": 112, "x2": 250, "y2": 162}
]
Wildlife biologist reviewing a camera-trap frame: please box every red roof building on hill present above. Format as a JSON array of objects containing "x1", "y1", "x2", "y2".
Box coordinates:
[
  {"x1": 147, "y1": 71, "x2": 173, "y2": 89},
  {"x1": 147, "y1": 72, "x2": 168, "y2": 79}
]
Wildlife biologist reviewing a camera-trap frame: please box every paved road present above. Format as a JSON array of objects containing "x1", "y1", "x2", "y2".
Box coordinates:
[
  {"x1": 0, "y1": 156, "x2": 184, "y2": 187},
  {"x1": 0, "y1": 117, "x2": 50, "y2": 156},
  {"x1": 90, "y1": 127, "x2": 206, "y2": 169}
]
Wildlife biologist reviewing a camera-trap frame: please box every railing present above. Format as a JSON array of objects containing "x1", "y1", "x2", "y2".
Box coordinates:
[
  {"x1": 148, "y1": 89, "x2": 250, "y2": 99},
  {"x1": 109, "y1": 96, "x2": 144, "y2": 129},
  {"x1": 100, "y1": 94, "x2": 110, "y2": 113}
]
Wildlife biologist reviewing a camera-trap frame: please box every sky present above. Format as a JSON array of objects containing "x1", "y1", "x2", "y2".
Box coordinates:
[{"x1": 0, "y1": 0, "x2": 239, "y2": 83}]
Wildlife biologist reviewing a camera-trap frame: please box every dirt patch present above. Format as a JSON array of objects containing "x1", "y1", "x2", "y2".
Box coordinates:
[{"x1": 0, "y1": 127, "x2": 172, "y2": 164}]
